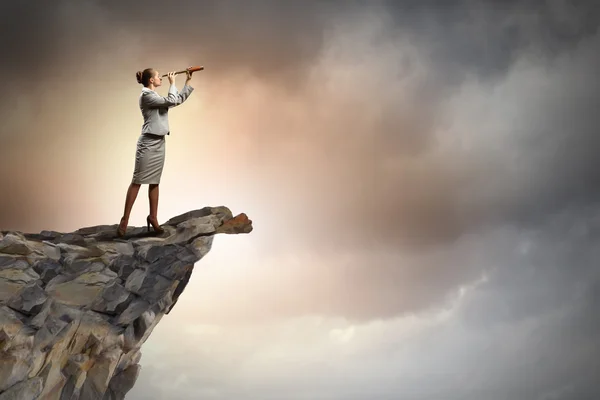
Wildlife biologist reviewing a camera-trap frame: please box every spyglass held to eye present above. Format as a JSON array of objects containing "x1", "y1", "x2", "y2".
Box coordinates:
[{"x1": 160, "y1": 66, "x2": 204, "y2": 78}]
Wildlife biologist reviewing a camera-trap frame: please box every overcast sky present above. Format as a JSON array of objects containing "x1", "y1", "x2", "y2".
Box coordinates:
[{"x1": 1, "y1": 1, "x2": 600, "y2": 399}]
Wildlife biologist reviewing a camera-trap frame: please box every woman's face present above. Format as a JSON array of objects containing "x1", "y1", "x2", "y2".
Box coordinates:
[{"x1": 150, "y1": 70, "x2": 162, "y2": 87}]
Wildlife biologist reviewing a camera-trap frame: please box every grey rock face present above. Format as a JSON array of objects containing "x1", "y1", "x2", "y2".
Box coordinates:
[{"x1": 0, "y1": 207, "x2": 252, "y2": 399}]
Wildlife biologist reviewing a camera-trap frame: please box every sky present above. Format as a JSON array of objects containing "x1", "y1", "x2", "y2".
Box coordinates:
[{"x1": 1, "y1": 0, "x2": 600, "y2": 398}]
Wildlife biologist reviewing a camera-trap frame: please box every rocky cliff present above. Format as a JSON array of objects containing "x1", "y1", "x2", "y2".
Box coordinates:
[{"x1": 0, "y1": 206, "x2": 252, "y2": 400}]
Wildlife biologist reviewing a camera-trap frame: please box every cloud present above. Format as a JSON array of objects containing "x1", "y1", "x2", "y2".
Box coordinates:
[
  {"x1": 126, "y1": 213, "x2": 600, "y2": 399},
  {"x1": 3, "y1": 1, "x2": 600, "y2": 398},
  {"x1": 182, "y1": 8, "x2": 600, "y2": 322}
]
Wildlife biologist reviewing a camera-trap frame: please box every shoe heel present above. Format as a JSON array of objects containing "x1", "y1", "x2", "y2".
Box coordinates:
[
  {"x1": 146, "y1": 215, "x2": 164, "y2": 234},
  {"x1": 116, "y1": 217, "x2": 127, "y2": 237}
]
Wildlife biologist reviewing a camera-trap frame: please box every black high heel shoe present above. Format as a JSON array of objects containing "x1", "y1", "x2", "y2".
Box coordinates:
[
  {"x1": 116, "y1": 217, "x2": 128, "y2": 237},
  {"x1": 146, "y1": 215, "x2": 165, "y2": 234}
]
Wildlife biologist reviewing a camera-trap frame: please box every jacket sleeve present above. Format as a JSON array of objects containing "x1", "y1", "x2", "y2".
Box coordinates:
[{"x1": 142, "y1": 84, "x2": 194, "y2": 109}]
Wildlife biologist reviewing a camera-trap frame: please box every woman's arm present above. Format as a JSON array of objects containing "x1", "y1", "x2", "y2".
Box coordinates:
[
  {"x1": 141, "y1": 70, "x2": 195, "y2": 108},
  {"x1": 142, "y1": 85, "x2": 194, "y2": 108}
]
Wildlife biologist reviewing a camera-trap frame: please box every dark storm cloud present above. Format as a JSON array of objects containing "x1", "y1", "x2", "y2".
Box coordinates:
[
  {"x1": 383, "y1": 0, "x2": 600, "y2": 82},
  {"x1": 106, "y1": 0, "x2": 330, "y2": 78},
  {"x1": 447, "y1": 209, "x2": 600, "y2": 399},
  {"x1": 350, "y1": 0, "x2": 600, "y2": 241},
  {"x1": 0, "y1": 0, "x2": 332, "y2": 86},
  {"x1": 4, "y1": 0, "x2": 595, "y2": 88}
]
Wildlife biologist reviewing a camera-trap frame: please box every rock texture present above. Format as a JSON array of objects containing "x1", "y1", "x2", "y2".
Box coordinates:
[{"x1": 0, "y1": 207, "x2": 252, "y2": 399}]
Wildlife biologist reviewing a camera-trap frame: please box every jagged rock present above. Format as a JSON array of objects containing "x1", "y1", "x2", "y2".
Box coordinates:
[
  {"x1": 115, "y1": 299, "x2": 151, "y2": 327},
  {"x1": 0, "y1": 256, "x2": 29, "y2": 271},
  {"x1": 0, "y1": 377, "x2": 43, "y2": 400},
  {"x1": 0, "y1": 267, "x2": 40, "y2": 302},
  {"x1": 32, "y1": 259, "x2": 62, "y2": 284},
  {"x1": 45, "y1": 269, "x2": 118, "y2": 307},
  {"x1": 107, "y1": 255, "x2": 138, "y2": 281},
  {"x1": 103, "y1": 364, "x2": 140, "y2": 400},
  {"x1": 183, "y1": 235, "x2": 211, "y2": 259},
  {"x1": 0, "y1": 234, "x2": 32, "y2": 256},
  {"x1": 0, "y1": 206, "x2": 252, "y2": 399},
  {"x1": 91, "y1": 282, "x2": 133, "y2": 315},
  {"x1": 0, "y1": 307, "x2": 26, "y2": 347},
  {"x1": 7, "y1": 283, "x2": 47, "y2": 315},
  {"x1": 215, "y1": 213, "x2": 253, "y2": 234}
]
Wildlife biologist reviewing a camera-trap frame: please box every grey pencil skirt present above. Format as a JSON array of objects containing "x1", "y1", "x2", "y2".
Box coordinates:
[{"x1": 131, "y1": 133, "x2": 166, "y2": 185}]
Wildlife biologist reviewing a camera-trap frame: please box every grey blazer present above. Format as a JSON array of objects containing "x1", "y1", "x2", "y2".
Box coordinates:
[{"x1": 139, "y1": 84, "x2": 194, "y2": 136}]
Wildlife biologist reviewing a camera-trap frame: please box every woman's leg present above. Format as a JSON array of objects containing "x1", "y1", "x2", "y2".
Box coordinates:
[
  {"x1": 148, "y1": 183, "x2": 159, "y2": 220},
  {"x1": 122, "y1": 182, "x2": 141, "y2": 221}
]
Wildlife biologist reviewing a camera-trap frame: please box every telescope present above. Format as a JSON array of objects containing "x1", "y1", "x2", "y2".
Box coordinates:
[{"x1": 161, "y1": 66, "x2": 204, "y2": 78}]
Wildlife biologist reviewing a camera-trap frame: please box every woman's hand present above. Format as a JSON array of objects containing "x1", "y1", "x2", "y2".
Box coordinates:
[
  {"x1": 167, "y1": 71, "x2": 176, "y2": 84},
  {"x1": 185, "y1": 67, "x2": 193, "y2": 85}
]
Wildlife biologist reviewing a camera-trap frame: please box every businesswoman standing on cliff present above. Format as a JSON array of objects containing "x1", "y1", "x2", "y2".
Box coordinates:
[{"x1": 116, "y1": 67, "x2": 195, "y2": 237}]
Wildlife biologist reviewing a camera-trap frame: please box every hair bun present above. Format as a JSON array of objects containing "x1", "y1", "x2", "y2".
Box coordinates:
[{"x1": 135, "y1": 71, "x2": 143, "y2": 84}]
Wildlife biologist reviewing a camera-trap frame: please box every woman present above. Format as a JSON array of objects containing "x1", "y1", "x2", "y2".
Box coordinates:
[{"x1": 116, "y1": 67, "x2": 195, "y2": 237}]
